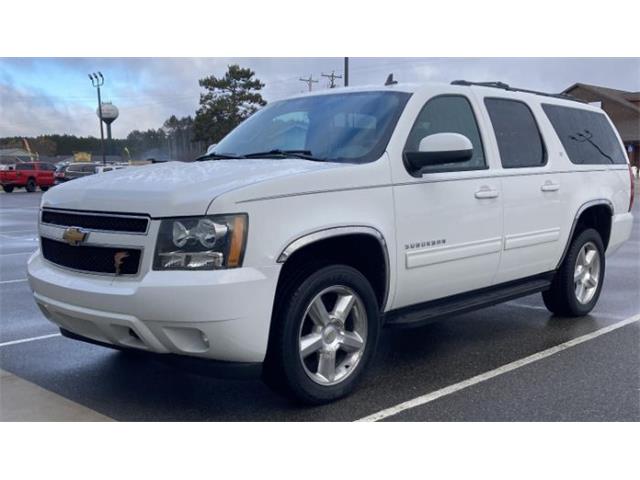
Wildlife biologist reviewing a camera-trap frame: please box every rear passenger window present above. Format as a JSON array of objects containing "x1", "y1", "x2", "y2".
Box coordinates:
[
  {"x1": 485, "y1": 98, "x2": 546, "y2": 168},
  {"x1": 404, "y1": 95, "x2": 486, "y2": 173},
  {"x1": 541, "y1": 104, "x2": 627, "y2": 165}
]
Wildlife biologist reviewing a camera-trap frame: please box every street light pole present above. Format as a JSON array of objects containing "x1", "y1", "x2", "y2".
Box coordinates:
[
  {"x1": 344, "y1": 57, "x2": 349, "y2": 87},
  {"x1": 89, "y1": 72, "x2": 106, "y2": 166}
]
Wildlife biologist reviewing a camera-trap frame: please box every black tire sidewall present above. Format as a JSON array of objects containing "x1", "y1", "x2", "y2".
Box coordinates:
[
  {"x1": 26, "y1": 179, "x2": 36, "y2": 192},
  {"x1": 272, "y1": 265, "x2": 380, "y2": 404},
  {"x1": 561, "y1": 228, "x2": 605, "y2": 316}
]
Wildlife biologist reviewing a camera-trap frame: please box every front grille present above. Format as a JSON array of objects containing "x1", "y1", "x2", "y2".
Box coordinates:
[
  {"x1": 41, "y1": 209, "x2": 148, "y2": 233},
  {"x1": 41, "y1": 238, "x2": 142, "y2": 275}
]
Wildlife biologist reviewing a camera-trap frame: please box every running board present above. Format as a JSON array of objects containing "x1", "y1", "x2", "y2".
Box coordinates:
[{"x1": 384, "y1": 273, "x2": 554, "y2": 328}]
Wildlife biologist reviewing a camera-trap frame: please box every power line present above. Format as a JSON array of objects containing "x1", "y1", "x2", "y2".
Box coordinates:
[
  {"x1": 321, "y1": 70, "x2": 343, "y2": 89},
  {"x1": 298, "y1": 75, "x2": 319, "y2": 92}
]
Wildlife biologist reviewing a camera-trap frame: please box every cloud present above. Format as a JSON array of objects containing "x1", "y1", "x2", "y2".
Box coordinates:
[{"x1": 1, "y1": 57, "x2": 638, "y2": 138}]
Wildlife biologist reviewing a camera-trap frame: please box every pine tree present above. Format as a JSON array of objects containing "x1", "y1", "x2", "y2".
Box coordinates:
[{"x1": 193, "y1": 65, "x2": 266, "y2": 143}]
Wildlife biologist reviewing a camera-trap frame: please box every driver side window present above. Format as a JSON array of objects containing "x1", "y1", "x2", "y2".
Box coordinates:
[{"x1": 404, "y1": 95, "x2": 486, "y2": 173}]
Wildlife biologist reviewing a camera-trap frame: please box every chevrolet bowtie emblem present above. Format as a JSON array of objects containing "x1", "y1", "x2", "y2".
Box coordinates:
[{"x1": 62, "y1": 227, "x2": 88, "y2": 246}]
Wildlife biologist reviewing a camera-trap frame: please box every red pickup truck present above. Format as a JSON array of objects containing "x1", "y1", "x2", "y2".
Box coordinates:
[{"x1": 0, "y1": 162, "x2": 56, "y2": 193}]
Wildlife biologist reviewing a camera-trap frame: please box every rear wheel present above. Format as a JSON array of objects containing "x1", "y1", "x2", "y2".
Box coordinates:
[
  {"x1": 2, "y1": 185, "x2": 13, "y2": 193},
  {"x1": 543, "y1": 228, "x2": 605, "y2": 317},
  {"x1": 40, "y1": 186, "x2": 49, "y2": 192},
  {"x1": 264, "y1": 264, "x2": 380, "y2": 404},
  {"x1": 25, "y1": 178, "x2": 36, "y2": 193}
]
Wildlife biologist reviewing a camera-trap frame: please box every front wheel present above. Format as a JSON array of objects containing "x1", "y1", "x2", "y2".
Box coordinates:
[
  {"x1": 264, "y1": 264, "x2": 380, "y2": 404},
  {"x1": 25, "y1": 178, "x2": 36, "y2": 193},
  {"x1": 543, "y1": 228, "x2": 605, "y2": 317},
  {"x1": 40, "y1": 186, "x2": 49, "y2": 192}
]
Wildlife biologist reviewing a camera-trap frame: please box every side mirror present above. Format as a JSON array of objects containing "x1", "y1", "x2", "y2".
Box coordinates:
[{"x1": 405, "y1": 133, "x2": 473, "y2": 175}]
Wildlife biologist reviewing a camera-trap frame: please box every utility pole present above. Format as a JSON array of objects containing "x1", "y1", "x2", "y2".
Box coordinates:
[
  {"x1": 321, "y1": 70, "x2": 343, "y2": 88},
  {"x1": 344, "y1": 57, "x2": 349, "y2": 87},
  {"x1": 89, "y1": 72, "x2": 106, "y2": 166},
  {"x1": 299, "y1": 75, "x2": 319, "y2": 92}
]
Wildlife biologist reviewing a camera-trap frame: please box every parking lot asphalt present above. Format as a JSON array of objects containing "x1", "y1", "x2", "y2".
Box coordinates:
[{"x1": 1, "y1": 190, "x2": 638, "y2": 421}]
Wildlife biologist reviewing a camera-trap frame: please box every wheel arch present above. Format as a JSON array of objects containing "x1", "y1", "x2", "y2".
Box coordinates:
[
  {"x1": 557, "y1": 199, "x2": 613, "y2": 268},
  {"x1": 276, "y1": 226, "x2": 391, "y2": 311}
]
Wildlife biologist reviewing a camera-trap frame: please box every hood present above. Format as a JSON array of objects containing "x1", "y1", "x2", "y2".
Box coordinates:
[{"x1": 42, "y1": 159, "x2": 343, "y2": 217}]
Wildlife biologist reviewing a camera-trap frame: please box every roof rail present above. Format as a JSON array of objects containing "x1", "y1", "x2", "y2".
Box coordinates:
[{"x1": 451, "y1": 80, "x2": 586, "y2": 104}]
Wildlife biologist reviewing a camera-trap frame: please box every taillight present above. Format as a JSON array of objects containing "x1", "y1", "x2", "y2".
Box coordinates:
[{"x1": 629, "y1": 165, "x2": 635, "y2": 212}]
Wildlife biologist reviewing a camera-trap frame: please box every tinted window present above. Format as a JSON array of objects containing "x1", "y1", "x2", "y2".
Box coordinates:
[
  {"x1": 542, "y1": 104, "x2": 627, "y2": 165},
  {"x1": 16, "y1": 163, "x2": 33, "y2": 171},
  {"x1": 214, "y1": 91, "x2": 411, "y2": 164},
  {"x1": 485, "y1": 98, "x2": 546, "y2": 168},
  {"x1": 405, "y1": 95, "x2": 486, "y2": 172}
]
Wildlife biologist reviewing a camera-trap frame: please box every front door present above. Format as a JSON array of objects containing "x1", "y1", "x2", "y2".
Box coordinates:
[{"x1": 391, "y1": 93, "x2": 503, "y2": 309}]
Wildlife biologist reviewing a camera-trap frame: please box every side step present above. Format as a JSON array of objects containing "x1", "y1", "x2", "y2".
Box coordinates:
[{"x1": 384, "y1": 274, "x2": 554, "y2": 328}]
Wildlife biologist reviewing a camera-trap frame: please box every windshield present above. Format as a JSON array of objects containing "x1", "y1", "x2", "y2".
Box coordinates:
[{"x1": 213, "y1": 91, "x2": 411, "y2": 163}]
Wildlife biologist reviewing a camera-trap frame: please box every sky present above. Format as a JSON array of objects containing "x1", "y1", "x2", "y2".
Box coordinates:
[{"x1": 1, "y1": 57, "x2": 639, "y2": 139}]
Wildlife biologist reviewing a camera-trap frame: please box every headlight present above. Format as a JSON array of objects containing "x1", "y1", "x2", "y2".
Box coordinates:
[{"x1": 153, "y1": 214, "x2": 247, "y2": 271}]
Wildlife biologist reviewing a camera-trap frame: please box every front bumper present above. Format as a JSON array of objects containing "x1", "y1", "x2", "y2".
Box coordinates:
[{"x1": 28, "y1": 251, "x2": 281, "y2": 363}]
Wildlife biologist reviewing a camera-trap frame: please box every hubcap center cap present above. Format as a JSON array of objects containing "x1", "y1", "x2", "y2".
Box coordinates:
[{"x1": 322, "y1": 324, "x2": 340, "y2": 344}]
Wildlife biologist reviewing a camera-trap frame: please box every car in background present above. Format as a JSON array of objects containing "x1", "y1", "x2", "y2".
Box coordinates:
[
  {"x1": 55, "y1": 162, "x2": 99, "y2": 184},
  {"x1": 0, "y1": 162, "x2": 55, "y2": 193},
  {"x1": 95, "y1": 164, "x2": 128, "y2": 174}
]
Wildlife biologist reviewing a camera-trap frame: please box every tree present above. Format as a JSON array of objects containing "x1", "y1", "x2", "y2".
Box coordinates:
[{"x1": 193, "y1": 64, "x2": 266, "y2": 143}]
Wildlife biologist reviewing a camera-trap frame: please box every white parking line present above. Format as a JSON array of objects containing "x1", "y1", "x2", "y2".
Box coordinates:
[
  {"x1": 0, "y1": 250, "x2": 35, "y2": 257},
  {"x1": 356, "y1": 313, "x2": 640, "y2": 422},
  {"x1": 0, "y1": 278, "x2": 28, "y2": 285},
  {"x1": 0, "y1": 333, "x2": 61, "y2": 348},
  {"x1": 0, "y1": 229, "x2": 38, "y2": 235}
]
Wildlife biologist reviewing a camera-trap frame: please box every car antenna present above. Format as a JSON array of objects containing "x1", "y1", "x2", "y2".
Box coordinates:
[{"x1": 385, "y1": 73, "x2": 398, "y2": 86}]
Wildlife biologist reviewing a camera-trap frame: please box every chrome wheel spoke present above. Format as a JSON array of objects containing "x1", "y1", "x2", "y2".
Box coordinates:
[
  {"x1": 584, "y1": 275, "x2": 597, "y2": 288},
  {"x1": 574, "y1": 265, "x2": 584, "y2": 283},
  {"x1": 575, "y1": 282, "x2": 586, "y2": 302},
  {"x1": 340, "y1": 331, "x2": 364, "y2": 353},
  {"x1": 308, "y1": 297, "x2": 331, "y2": 327},
  {"x1": 300, "y1": 332, "x2": 323, "y2": 358},
  {"x1": 332, "y1": 293, "x2": 355, "y2": 324},
  {"x1": 584, "y1": 249, "x2": 596, "y2": 267},
  {"x1": 317, "y1": 349, "x2": 336, "y2": 382}
]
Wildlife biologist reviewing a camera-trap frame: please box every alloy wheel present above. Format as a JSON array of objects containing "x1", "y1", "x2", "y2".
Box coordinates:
[{"x1": 298, "y1": 285, "x2": 367, "y2": 386}]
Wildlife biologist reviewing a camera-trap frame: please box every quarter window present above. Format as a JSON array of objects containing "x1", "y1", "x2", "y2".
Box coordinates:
[
  {"x1": 404, "y1": 95, "x2": 486, "y2": 173},
  {"x1": 485, "y1": 98, "x2": 546, "y2": 168},
  {"x1": 541, "y1": 104, "x2": 627, "y2": 165}
]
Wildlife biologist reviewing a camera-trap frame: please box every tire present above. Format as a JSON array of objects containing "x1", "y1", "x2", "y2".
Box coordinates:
[
  {"x1": 542, "y1": 228, "x2": 605, "y2": 317},
  {"x1": 40, "y1": 186, "x2": 49, "y2": 192},
  {"x1": 264, "y1": 264, "x2": 380, "y2": 404},
  {"x1": 25, "y1": 178, "x2": 36, "y2": 193},
  {"x1": 2, "y1": 185, "x2": 13, "y2": 193}
]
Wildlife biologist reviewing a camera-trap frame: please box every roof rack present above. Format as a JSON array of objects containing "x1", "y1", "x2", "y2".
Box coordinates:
[{"x1": 451, "y1": 80, "x2": 586, "y2": 104}]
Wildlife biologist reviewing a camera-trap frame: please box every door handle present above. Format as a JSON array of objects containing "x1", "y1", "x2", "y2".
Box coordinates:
[
  {"x1": 474, "y1": 187, "x2": 499, "y2": 199},
  {"x1": 540, "y1": 182, "x2": 560, "y2": 192}
]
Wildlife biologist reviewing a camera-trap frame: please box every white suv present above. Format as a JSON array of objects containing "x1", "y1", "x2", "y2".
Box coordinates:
[{"x1": 28, "y1": 81, "x2": 635, "y2": 403}]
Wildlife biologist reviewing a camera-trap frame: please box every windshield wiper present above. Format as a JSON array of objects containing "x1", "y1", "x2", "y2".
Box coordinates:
[
  {"x1": 195, "y1": 152, "x2": 242, "y2": 161},
  {"x1": 241, "y1": 149, "x2": 327, "y2": 162}
]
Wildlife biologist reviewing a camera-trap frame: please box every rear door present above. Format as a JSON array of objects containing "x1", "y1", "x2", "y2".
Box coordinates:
[{"x1": 481, "y1": 96, "x2": 567, "y2": 283}]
